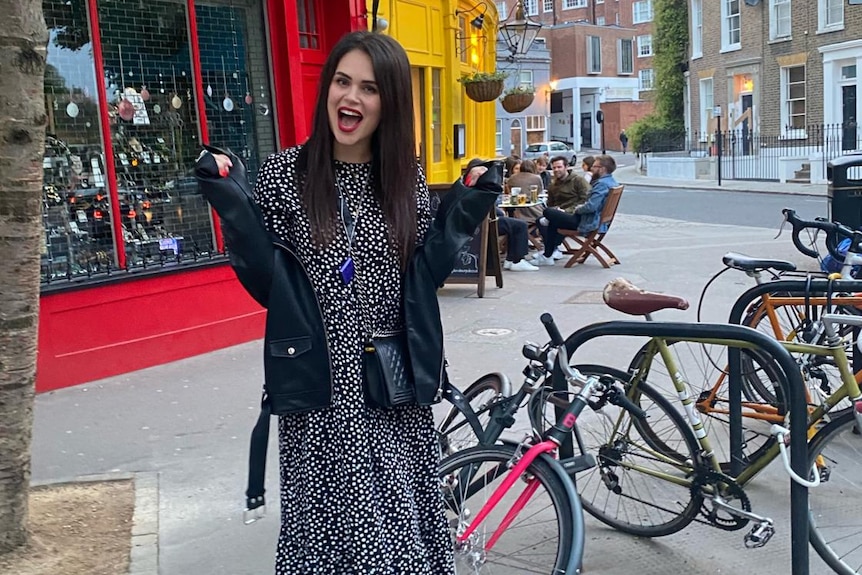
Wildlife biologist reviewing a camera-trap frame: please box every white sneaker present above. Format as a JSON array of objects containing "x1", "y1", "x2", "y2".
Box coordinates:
[
  {"x1": 503, "y1": 260, "x2": 513, "y2": 270},
  {"x1": 509, "y1": 259, "x2": 539, "y2": 271},
  {"x1": 533, "y1": 254, "x2": 555, "y2": 266},
  {"x1": 538, "y1": 216, "x2": 549, "y2": 226},
  {"x1": 552, "y1": 248, "x2": 565, "y2": 260}
]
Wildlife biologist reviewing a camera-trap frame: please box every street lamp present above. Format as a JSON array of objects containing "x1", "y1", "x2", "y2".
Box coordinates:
[{"x1": 499, "y1": 1, "x2": 543, "y2": 59}]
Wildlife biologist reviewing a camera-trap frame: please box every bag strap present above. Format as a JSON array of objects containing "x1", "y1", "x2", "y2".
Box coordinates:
[{"x1": 244, "y1": 395, "x2": 271, "y2": 523}]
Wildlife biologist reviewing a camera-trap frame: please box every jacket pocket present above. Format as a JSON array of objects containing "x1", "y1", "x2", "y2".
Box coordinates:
[{"x1": 269, "y1": 336, "x2": 312, "y2": 358}]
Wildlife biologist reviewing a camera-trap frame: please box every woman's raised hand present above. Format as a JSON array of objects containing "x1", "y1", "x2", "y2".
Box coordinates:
[
  {"x1": 464, "y1": 166, "x2": 488, "y2": 187},
  {"x1": 213, "y1": 153, "x2": 233, "y2": 178}
]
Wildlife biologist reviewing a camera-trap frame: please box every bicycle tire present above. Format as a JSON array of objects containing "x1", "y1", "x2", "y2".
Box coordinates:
[
  {"x1": 438, "y1": 373, "x2": 507, "y2": 455},
  {"x1": 806, "y1": 410, "x2": 862, "y2": 575},
  {"x1": 531, "y1": 364, "x2": 703, "y2": 537},
  {"x1": 439, "y1": 444, "x2": 578, "y2": 574},
  {"x1": 629, "y1": 340, "x2": 784, "y2": 473}
]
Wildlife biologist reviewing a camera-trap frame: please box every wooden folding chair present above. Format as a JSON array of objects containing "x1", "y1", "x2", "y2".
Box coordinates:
[{"x1": 558, "y1": 185, "x2": 625, "y2": 268}]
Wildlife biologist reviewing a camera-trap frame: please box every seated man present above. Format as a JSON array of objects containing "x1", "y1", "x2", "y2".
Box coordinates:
[{"x1": 534, "y1": 154, "x2": 618, "y2": 267}]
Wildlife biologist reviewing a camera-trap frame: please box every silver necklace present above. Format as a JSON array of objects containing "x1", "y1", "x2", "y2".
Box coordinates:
[{"x1": 335, "y1": 166, "x2": 371, "y2": 285}]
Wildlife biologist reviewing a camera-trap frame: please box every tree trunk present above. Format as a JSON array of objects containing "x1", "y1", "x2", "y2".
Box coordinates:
[{"x1": 0, "y1": 0, "x2": 46, "y2": 555}]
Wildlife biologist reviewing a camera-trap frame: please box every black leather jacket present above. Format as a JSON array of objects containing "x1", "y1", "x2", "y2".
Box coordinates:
[{"x1": 194, "y1": 146, "x2": 502, "y2": 414}]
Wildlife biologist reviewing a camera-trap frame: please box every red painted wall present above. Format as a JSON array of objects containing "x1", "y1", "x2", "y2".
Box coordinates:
[{"x1": 37, "y1": 265, "x2": 264, "y2": 392}]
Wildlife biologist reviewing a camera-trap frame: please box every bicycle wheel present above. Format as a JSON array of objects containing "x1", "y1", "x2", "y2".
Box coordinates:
[
  {"x1": 531, "y1": 364, "x2": 703, "y2": 537},
  {"x1": 629, "y1": 340, "x2": 784, "y2": 472},
  {"x1": 439, "y1": 444, "x2": 578, "y2": 574},
  {"x1": 438, "y1": 374, "x2": 507, "y2": 456},
  {"x1": 807, "y1": 410, "x2": 862, "y2": 575},
  {"x1": 744, "y1": 300, "x2": 856, "y2": 420}
]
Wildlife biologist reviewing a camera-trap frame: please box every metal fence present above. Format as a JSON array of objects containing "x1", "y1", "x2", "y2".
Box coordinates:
[{"x1": 640, "y1": 123, "x2": 862, "y2": 182}]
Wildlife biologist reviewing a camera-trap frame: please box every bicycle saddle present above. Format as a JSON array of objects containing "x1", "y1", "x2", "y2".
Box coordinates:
[
  {"x1": 722, "y1": 252, "x2": 796, "y2": 273},
  {"x1": 603, "y1": 278, "x2": 690, "y2": 316}
]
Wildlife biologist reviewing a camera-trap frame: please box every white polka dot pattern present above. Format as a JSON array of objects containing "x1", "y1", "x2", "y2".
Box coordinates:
[{"x1": 253, "y1": 147, "x2": 452, "y2": 574}]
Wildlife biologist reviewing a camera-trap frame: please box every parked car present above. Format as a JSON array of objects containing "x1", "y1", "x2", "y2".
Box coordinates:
[{"x1": 522, "y1": 141, "x2": 577, "y2": 165}]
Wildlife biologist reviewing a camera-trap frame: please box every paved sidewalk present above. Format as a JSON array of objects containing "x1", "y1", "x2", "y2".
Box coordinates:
[{"x1": 30, "y1": 213, "x2": 835, "y2": 575}]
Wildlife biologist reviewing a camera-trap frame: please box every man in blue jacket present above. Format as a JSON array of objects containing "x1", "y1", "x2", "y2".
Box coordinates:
[{"x1": 534, "y1": 154, "x2": 618, "y2": 267}]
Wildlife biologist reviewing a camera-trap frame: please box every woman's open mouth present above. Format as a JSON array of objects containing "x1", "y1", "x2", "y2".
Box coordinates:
[{"x1": 337, "y1": 107, "x2": 363, "y2": 133}]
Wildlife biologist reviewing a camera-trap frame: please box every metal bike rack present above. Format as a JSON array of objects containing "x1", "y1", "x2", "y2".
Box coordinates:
[{"x1": 558, "y1": 320, "x2": 808, "y2": 575}]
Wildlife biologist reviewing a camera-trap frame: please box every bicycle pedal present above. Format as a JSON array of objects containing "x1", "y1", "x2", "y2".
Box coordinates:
[
  {"x1": 562, "y1": 454, "x2": 597, "y2": 475},
  {"x1": 744, "y1": 522, "x2": 775, "y2": 548}
]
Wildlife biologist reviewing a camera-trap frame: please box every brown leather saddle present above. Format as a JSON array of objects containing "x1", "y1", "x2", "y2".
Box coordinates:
[{"x1": 603, "y1": 278, "x2": 689, "y2": 316}]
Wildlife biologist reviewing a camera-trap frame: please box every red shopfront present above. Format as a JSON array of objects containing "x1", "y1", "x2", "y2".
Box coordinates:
[{"x1": 38, "y1": 0, "x2": 366, "y2": 391}]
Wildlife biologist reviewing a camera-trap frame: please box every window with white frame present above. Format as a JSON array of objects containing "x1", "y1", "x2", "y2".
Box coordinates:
[
  {"x1": 497, "y1": 1, "x2": 507, "y2": 18},
  {"x1": 633, "y1": 0, "x2": 653, "y2": 23},
  {"x1": 496, "y1": 119, "x2": 503, "y2": 151},
  {"x1": 639, "y1": 69, "x2": 654, "y2": 90},
  {"x1": 525, "y1": 0, "x2": 539, "y2": 15},
  {"x1": 519, "y1": 70, "x2": 534, "y2": 90},
  {"x1": 691, "y1": 0, "x2": 703, "y2": 57},
  {"x1": 637, "y1": 35, "x2": 653, "y2": 57},
  {"x1": 721, "y1": 0, "x2": 741, "y2": 50},
  {"x1": 618, "y1": 38, "x2": 633, "y2": 74},
  {"x1": 781, "y1": 65, "x2": 806, "y2": 134},
  {"x1": 596, "y1": 0, "x2": 603, "y2": 3},
  {"x1": 770, "y1": 0, "x2": 791, "y2": 40},
  {"x1": 819, "y1": 0, "x2": 843, "y2": 31},
  {"x1": 543, "y1": 0, "x2": 554, "y2": 11},
  {"x1": 587, "y1": 36, "x2": 601, "y2": 73},
  {"x1": 699, "y1": 77, "x2": 713, "y2": 136},
  {"x1": 526, "y1": 115, "x2": 546, "y2": 131},
  {"x1": 563, "y1": 0, "x2": 587, "y2": 9},
  {"x1": 596, "y1": 16, "x2": 605, "y2": 25}
]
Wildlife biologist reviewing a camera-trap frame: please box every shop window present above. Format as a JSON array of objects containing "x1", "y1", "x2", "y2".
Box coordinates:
[
  {"x1": 98, "y1": 0, "x2": 211, "y2": 270},
  {"x1": 42, "y1": 0, "x2": 112, "y2": 283},
  {"x1": 297, "y1": 0, "x2": 320, "y2": 49},
  {"x1": 195, "y1": 3, "x2": 276, "y2": 183}
]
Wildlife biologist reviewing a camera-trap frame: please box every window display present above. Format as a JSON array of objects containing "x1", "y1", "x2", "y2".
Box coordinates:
[{"x1": 40, "y1": 0, "x2": 276, "y2": 286}]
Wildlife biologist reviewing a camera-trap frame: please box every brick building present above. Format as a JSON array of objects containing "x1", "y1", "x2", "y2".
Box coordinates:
[
  {"x1": 494, "y1": 0, "x2": 656, "y2": 151},
  {"x1": 687, "y1": 0, "x2": 861, "y2": 149}
]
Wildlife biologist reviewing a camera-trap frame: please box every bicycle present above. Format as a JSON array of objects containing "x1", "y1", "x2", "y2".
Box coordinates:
[
  {"x1": 528, "y1": 277, "x2": 862, "y2": 574},
  {"x1": 438, "y1": 313, "x2": 648, "y2": 574}
]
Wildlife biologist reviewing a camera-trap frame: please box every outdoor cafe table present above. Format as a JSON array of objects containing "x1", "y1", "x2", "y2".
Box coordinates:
[{"x1": 500, "y1": 199, "x2": 546, "y2": 251}]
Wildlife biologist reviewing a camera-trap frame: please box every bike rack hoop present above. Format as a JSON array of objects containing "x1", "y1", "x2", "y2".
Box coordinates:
[{"x1": 558, "y1": 319, "x2": 809, "y2": 575}]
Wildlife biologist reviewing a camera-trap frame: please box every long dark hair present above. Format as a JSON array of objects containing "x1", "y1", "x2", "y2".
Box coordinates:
[{"x1": 300, "y1": 31, "x2": 417, "y2": 270}]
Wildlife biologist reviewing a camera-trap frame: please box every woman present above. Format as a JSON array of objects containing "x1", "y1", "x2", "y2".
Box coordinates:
[
  {"x1": 581, "y1": 155, "x2": 596, "y2": 184},
  {"x1": 195, "y1": 31, "x2": 499, "y2": 574}
]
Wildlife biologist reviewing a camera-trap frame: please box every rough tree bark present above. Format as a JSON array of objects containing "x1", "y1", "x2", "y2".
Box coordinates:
[{"x1": 0, "y1": 0, "x2": 47, "y2": 555}]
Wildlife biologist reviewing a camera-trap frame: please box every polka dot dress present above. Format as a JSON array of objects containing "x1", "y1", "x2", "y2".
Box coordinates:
[{"x1": 253, "y1": 147, "x2": 454, "y2": 575}]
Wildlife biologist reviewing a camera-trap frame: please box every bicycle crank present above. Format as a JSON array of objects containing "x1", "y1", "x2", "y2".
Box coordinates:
[{"x1": 691, "y1": 469, "x2": 772, "y2": 537}]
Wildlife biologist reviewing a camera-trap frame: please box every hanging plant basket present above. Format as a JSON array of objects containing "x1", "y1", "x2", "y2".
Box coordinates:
[
  {"x1": 501, "y1": 92, "x2": 535, "y2": 113},
  {"x1": 464, "y1": 79, "x2": 505, "y2": 103}
]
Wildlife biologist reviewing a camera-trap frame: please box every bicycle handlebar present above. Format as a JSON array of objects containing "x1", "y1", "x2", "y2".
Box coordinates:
[
  {"x1": 540, "y1": 312, "x2": 565, "y2": 346},
  {"x1": 782, "y1": 208, "x2": 862, "y2": 262}
]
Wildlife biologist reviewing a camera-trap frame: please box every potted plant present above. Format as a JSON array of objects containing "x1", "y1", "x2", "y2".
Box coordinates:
[
  {"x1": 458, "y1": 71, "x2": 508, "y2": 103},
  {"x1": 500, "y1": 84, "x2": 535, "y2": 114}
]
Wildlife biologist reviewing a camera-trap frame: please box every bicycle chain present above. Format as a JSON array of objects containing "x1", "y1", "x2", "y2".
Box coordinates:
[{"x1": 690, "y1": 468, "x2": 751, "y2": 531}]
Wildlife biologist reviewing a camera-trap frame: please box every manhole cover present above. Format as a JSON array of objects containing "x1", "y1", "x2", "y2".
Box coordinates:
[
  {"x1": 565, "y1": 290, "x2": 605, "y2": 304},
  {"x1": 474, "y1": 328, "x2": 514, "y2": 337}
]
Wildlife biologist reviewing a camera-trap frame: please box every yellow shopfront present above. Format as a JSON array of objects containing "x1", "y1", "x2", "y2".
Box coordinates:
[{"x1": 371, "y1": 0, "x2": 499, "y2": 185}]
